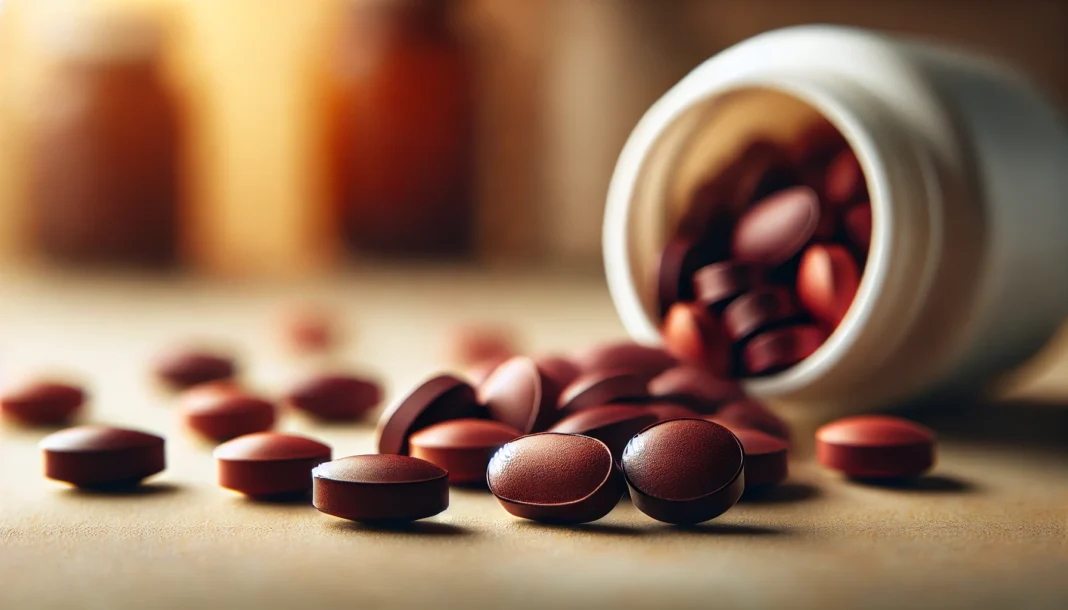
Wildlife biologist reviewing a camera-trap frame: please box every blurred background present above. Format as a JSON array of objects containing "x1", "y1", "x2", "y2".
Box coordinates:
[{"x1": 0, "y1": 0, "x2": 1066, "y2": 277}]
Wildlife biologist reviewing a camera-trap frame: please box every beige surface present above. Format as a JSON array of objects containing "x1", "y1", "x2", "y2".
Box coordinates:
[{"x1": 1, "y1": 268, "x2": 1066, "y2": 610}]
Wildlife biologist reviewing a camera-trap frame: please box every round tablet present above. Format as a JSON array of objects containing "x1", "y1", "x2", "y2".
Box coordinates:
[
  {"x1": 816, "y1": 415, "x2": 935, "y2": 479},
  {"x1": 488, "y1": 433, "x2": 624, "y2": 524},
  {"x1": 1, "y1": 381, "x2": 86, "y2": 426},
  {"x1": 180, "y1": 384, "x2": 276, "y2": 442},
  {"x1": 286, "y1": 374, "x2": 382, "y2": 421},
  {"x1": 722, "y1": 288, "x2": 801, "y2": 342},
  {"x1": 214, "y1": 432, "x2": 331, "y2": 499},
  {"x1": 621, "y1": 418, "x2": 744, "y2": 525},
  {"x1": 797, "y1": 244, "x2": 861, "y2": 328},
  {"x1": 153, "y1": 349, "x2": 235, "y2": 390},
  {"x1": 548, "y1": 405, "x2": 657, "y2": 463},
  {"x1": 313, "y1": 455, "x2": 449, "y2": 523},
  {"x1": 376, "y1": 375, "x2": 481, "y2": 455},
  {"x1": 743, "y1": 325, "x2": 826, "y2": 376},
  {"x1": 558, "y1": 370, "x2": 650, "y2": 413},
  {"x1": 478, "y1": 357, "x2": 560, "y2": 433},
  {"x1": 409, "y1": 419, "x2": 522, "y2": 484},
  {"x1": 661, "y1": 302, "x2": 731, "y2": 376},
  {"x1": 731, "y1": 186, "x2": 821, "y2": 266},
  {"x1": 643, "y1": 402, "x2": 702, "y2": 423},
  {"x1": 40, "y1": 425, "x2": 165, "y2": 489},
  {"x1": 714, "y1": 400, "x2": 791, "y2": 442},
  {"x1": 733, "y1": 428, "x2": 789, "y2": 488},
  {"x1": 573, "y1": 341, "x2": 677, "y2": 381},
  {"x1": 648, "y1": 366, "x2": 742, "y2": 413},
  {"x1": 693, "y1": 261, "x2": 765, "y2": 312}
]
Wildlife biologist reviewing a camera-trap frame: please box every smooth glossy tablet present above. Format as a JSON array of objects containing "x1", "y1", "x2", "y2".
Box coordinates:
[
  {"x1": 661, "y1": 302, "x2": 731, "y2": 376},
  {"x1": 40, "y1": 425, "x2": 165, "y2": 489},
  {"x1": 622, "y1": 418, "x2": 744, "y2": 525},
  {"x1": 722, "y1": 287, "x2": 801, "y2": 342},
  {"x1": 647, "y1": 366, "x2": 741, "y2": 413},
  {"x1": 714, "y1": 400, "x2": 791, "y2": 441},
  {"x1": 558, "y1": 370, "x2": 650, "y2": 413},
  {"x1": 286, "y1": 374, "x2": 382, "y2": 421},
  {"x1": 743, "y1": 325, "x2": 826, "y2": 375},
  {"x1": 215, "y1": 432, "x2": 331, "y2": 499},
  {"x1": 692, "y1": 261, "x2": 765, "y2": 312},
  {"x1": 312, "y1": 455, "x2": 449, "y2": 523},
  {"x1": 180, "y1": 383, "x2": 276, "y2": 442},
  {"x1": 797, "y1": 244, "x2": 861, "y2": 328},
  {"x1": 488, "y1": 433, "x2": 624, "y2": 524},
  {"x1": 816, "y1": 415, "x2": 936, "y2": 479},
  {"x1": 1, "y1": 381, "x2": 86, "y2": 426},
  {"x1": 573, "y1": 341, "x2": 678, "y2": 381},
  {"x1": 478, "y1": 357, "x2": 560, "y2": 433},
  {"x1": 732, "y1": 428, "x2": 789, "y2": 488},
  {"x1": 153, "y1": 349, "x2": 236, "y2": 390},
  {"x1": 548, "y1": 405, "x2": 657, "y2": 463},
  {"x1": 731, "y1": 186, "x2": 821, "y2": 266},
  {"x1": 377, "y1": 375, "x2": 481, "y2": 455},
  {"x1": 409, "y1": 419, "x2": 522, "y2": 484}
]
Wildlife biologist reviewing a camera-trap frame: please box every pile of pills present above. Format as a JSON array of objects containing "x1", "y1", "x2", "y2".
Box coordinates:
[{"x1": 657, "y1": 127, "x2": 870, "y2": 378}]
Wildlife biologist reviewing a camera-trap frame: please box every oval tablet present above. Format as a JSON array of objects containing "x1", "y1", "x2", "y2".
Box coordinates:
[
  {"x1": 478, "y1": 357, "x2": 560, "y2": 433},
  {"x1": 661, "y1": 302, "x2": 731, "y2": 376},
  {"x1": 313, "y1": 455, "x2": 449, "y2": 523},
  {"x1": 797, "y1": 244, "x2": 861, "y2": 328},
  {"x1": 816, "y1": 415, "x2": 935, "y2": 479},
  {"x1": 731, "y1": 186, "x2": 821, "y2": 266},
  {"x1": 549, "y1": 405, "x2": 657, "y2": 463},
  {"x1": 377, "y1": 375, "x2": 481, "y2": 455},
  {"x1": 488, "y1": 433, "x2": 624, "y2": 524},
  {"x1": 622, "y1": 418, "x2": 744, "y2": 525},
  {"x1": 559, "y1": 370, "x2": 650, "y2": 413},
  {"x1": 215, "y1": 432, "x2": 331, "y2": 499},
  {"x1": 153, "y1": 349, "x2": 236, "y2": 390},
  {"x1": 409, "y1": 419, "x2": 521, "y2": 484},
  {"x1": 286, "y1": 374, "x2": 382, "y2": 421},
  {"x1": 1, "y1": 381, "x2": 86, "y2": 426},
  {"x1": 40, "y1": 425, "x2": 165, "y2": 489},
  {"x1": 180, "y1": 383, "x2": 276, "y2": 442}
]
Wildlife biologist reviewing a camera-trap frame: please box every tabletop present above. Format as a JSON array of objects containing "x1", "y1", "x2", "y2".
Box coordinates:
[{"x1": 1, "y1": 267, "x2": 1066, "y2": 610}]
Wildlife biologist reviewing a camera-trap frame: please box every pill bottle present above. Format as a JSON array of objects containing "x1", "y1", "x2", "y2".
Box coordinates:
[
  {"x1": 603, "y1": 25, "x2": 1068, "y2": 417},
  {"x1": 29, "y1": 9, "x2": 181, "y2": 268}
]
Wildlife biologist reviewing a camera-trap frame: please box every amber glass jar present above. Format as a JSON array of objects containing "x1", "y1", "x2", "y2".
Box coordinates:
[
  {"x1": 30, "y1": 14, "x2": 180, "y2": 268},
  {"x1": 330, "y1": 0, "x2": 475, "y2": 257}
]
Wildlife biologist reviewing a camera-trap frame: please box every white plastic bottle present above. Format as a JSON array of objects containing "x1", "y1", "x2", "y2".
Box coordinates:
[{"x1": 603, "y1": 25, "x2": 1068, "y2": 417}]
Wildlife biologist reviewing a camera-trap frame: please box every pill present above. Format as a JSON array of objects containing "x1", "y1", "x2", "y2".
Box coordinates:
[
  {"x1": 1, "y1": 381, "x2": 86, "y2": 426},
  {"x1": 573, "y1": 341, "x2": 678, "y2": 381},
  {"x1": 692, "y1": 261, "x2": 765, "y2": 312},
  {"x1": 180, "y1": 383, "x2": 276, "y2": 442},
  {"x1": 816, "y1": 415, "x2": 936, "y2": 479},
  {"x1": 661, "y1": 302, "x2": 731, "y2": 376},
  {"x1": 731, "y1": 186, "x2": 821, "y2": 266},
  {"x1": 478, "y1": 356, "x2": 560, "y2": 433},
  {"x1": 377, "y1": 374, "x2": 481, "y2": 455},
  {"x1": 312, "y1": 455, "x2": 449, "y2": 523},
  {"x1": 465, "y1": 356, "x2": 510, "y2": 386},
  {"x1": 824, "y1": 149, "x2": 865, "y2": 205},
  {"x1": 487, "y1": 433, "x2": 624, "y2": 524},
  {"x1": 732, "y1": 428, "x2": 789, "y2": 488},
  {"x1": 534, "y1": 355, "x2": 583, "y2": 389},
  {"x1": 558, "y1": 370, "x2": 650, "y2": 413},
  {"x1": 285, "y1": 374, "x2": 382, "y2": 421},
  {"x1": 548, "y1": 405, "x2": 657, "y2": 463},
  {"x1": 621, "y1": 418, "x2": 744, "y2": 525},
  {"x1": 40, "y1": 425, "x2": 165, "y2": 489},
  {"x1": 643, "y1": 402, "x2": 702, "y2": 423},
  {"x1": 656, "y1": 236, "x2": 720, "y2": 317},
  {"x1": 797, "y1": 243, "x2": 861, "y2": 328},
  {"x1": 214, "y1": 432, "x2": 331, "y2": 499},
  {"x1": 743, "y1": 325, "x2": 826, "y2": 376},
  {"x1": 722, "y1": 287, "x2": 801, "y2": 342},
  {"x1": 408, "y1": 419, "x2": 521, "y2": 485},
  {"x1": 714, "y1": 399, "x2": 791, "y2": 441},
  {"x1": 844, "y1": 201, "x2": 873, "y2": 251},
  {"x1": 444, "y1": 323, "x2": 517, "y2": 367},
  {"x1": 153, "y1": 349, "x2": 236, "y2": 390},
  {"x1": 647, "y1": 366, "x2": 742, "y2": 413}
]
